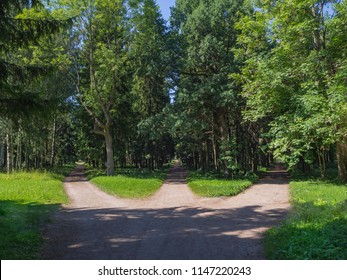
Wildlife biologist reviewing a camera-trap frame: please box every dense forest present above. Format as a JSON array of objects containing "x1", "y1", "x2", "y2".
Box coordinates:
[{"x1": 1, "y1": 0, "x2": 347, "y2": 180}]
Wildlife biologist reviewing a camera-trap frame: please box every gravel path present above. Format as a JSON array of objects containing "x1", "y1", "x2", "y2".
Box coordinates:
[{"x1": 41, "y1": 165, "x2": 290, "y2": 260}]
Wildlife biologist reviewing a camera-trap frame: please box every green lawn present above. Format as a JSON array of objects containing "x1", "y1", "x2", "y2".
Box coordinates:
[
  {"x1": 90, "y1": 168, "x2": 168, "y2": 198},
  {"x1": 187, "y1": 171, "x2": 256, "y2": 197},
  {"x1": 0, "y1": 172, "x2": 68, "y2": 259},
  {"x1": 265, "y1": 178, "x2": 347, "y2": 259}
]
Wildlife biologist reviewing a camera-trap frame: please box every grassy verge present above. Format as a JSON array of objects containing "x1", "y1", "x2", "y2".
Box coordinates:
[
  {"x1": 89, "y1": 167, "x2": 168, "y2": 198},
  {"x1": 0, "y1": 171, "x2": 68, "y2": 259},
  {"x1": 187, "y1": 170, "x2": 257, "y2": 197},
  {"x1": 265, "y1": 177, "x2": 347, "y2": 259}
]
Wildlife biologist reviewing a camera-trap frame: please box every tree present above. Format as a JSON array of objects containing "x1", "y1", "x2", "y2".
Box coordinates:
[
  {"x1": 328, "y1": 1, "x2": 347, "y2": 180},
  {"x1": 171, "y1": 0, "x2": 252, "y2": 175},
  {"x1": 58, "y1": 0, "x2": 174, "y2": 173},
  {"x1": 63, "y1": 0, "x2": 131, "y2": 176},
  {"x1": 0, "y1": 0, "x2": 74, "y2": 172},
  {"x1": 0, "y1": 0, "x2": 70, "y2": 119},
  {"x1": 130, "y1": 0, "x2": 169, "y2": 117},
  {"x1": 236, "y1": 0, "x2": 346, "y2": 177},
  {"x1": 129, "y1": 0, "x2": 173, "y2": 169}
]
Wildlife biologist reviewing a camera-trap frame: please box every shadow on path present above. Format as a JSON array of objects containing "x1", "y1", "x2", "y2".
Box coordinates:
[
  {"x1": 42, "y1": 164, "x2": 290, "y2": 260},
  {"x1": 258, "y1": 165, "x2": 290, "y2": 185},
  {"x1": 63, "y1": 165, "x2": 88, "y2": 183},
  {"x1": 164, "y1": 164, "x2": 188, "y2": 185},
  {"x1": 42, "y1": 204, "x2": 288, "y2": 260}
]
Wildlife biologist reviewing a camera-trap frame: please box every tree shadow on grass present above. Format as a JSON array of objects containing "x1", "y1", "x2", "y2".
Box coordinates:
[
  {"x1": 0, "y1": 200, "x2": 61, "y2": 260},
  {"x1": 42, "y1": 204, "x2": 288, "y2": 260},
  {"x1": 265, "y1": 200, "x2": 347, "y2": 260}
]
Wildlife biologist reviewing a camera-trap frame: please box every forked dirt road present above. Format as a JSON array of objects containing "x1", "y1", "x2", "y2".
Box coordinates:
[{"x1": 42, "y1": 165, "x2": 290, "y2": 260}]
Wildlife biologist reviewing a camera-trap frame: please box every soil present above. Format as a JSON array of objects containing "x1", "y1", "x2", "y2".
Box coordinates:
[{"x1": 41, "y1": 164, "x2": 290, "y2": 260}]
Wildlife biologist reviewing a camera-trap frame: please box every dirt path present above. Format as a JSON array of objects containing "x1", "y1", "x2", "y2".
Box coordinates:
[{"x1": 42, "y1": 165, "x2": 290, "y2": 260}]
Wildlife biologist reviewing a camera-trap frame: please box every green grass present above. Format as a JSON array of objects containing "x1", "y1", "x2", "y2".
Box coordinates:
[
  {"x1": 45, "y1": 164, "x2": 75, "y2": 179},
  {"x1": 187, "y1": 170, "x2": 256, "y2": 197},
  {"x1": 265, "y1": 178, "x2": 347, "y2": 259},
  {"x1": 89, "y1": 167, "x2": 168, "y2": 198},
  {"x1": 0, "y1": 171, "x2": 68, "y2": 259}
]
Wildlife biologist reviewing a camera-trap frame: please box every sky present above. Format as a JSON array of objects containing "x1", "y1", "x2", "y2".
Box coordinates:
[{"x1": 156, "y1": 0, "x2": 176, "y2": 20}]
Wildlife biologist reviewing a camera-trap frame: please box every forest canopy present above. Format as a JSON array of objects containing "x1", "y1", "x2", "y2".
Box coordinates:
[{"x1": 0, "y1": 0, "x2": 346, "y2": 180}]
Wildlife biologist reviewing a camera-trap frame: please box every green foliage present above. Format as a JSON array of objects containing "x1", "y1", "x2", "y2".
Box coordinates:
[
  {"x1": 129, "y1": 0, "x2": 174, "y2": 168},
  {"x1": 0, "y1": 0, "x2": 71, "y2": 119},
  {"x1": 56, "y1": 0, "x2": 174, "y2": 174},
  {"x1": 265, "y1": 178, "x2": 347, "y2": 259},
  {"x1": 130, "y1": 0, "x2": 169, "y2": 117},
  {"x1": 0, "y1": 171, "x2": 68, "y2": 259},
  {"x1": 44, "y1": 164, "x2": 75, "y2": 178},
  {"x1": 236, "y1": 0, "x2": 347, "y2": 177},
  {"x1": 170, "y1": 0, "x2": 256, "y2": 173},
  {"x1": 0, "y1": 0, "x2": 77, "y2": 172}
]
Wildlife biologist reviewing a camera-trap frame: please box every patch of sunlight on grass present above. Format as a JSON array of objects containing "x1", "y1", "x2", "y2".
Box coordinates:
[
  {"x1": 188, "y1": 179, "x2": 253, "y2": 197},
  {"x1": 91, "y1": 175, "x2": 164, "y2": 198}
]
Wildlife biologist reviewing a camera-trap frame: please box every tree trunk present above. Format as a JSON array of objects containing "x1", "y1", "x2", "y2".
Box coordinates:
[
  {"x1": 337, "y1": 141, "x2": 347, "y2": 181},
  {"x1": 24, "y1": 142, "x2": 29, "y2": 170},
  {"x1": 311, "y1": 6, "x2": 321, "y2": 51},
  {"x1": 251, "y1": 143, "x2": 258, "y2": 173},
  {"x1": 204, "y1": 141, "x2": 209, "y2": 171},
  {"x1": 219, "y1": 113, "x2": 230, "y2": 176},
  {"x1": 317, "y1": 145, "x2": 326, "y2": 179},
  {"x1": 6, "y1": 133, "x2": 12, "y2": 173},
  {"x1": 50, "y1": 118, "x2": 56, "y2": 167},
  {"x1": 15, "y1": 127, "x2": 22, "y2": 170},
  {"x1": 104, "y1": 127, "x2": 115, "y2": 176},
  {"x1": 0, "y1": 142, "x2": 4, "y2": 169},
  {"x1": 212, "y1": 131, "x2": 218, "y2": 171},
  {"x1": 193, "y1": 151, "x2": 197, "y2": 170}
]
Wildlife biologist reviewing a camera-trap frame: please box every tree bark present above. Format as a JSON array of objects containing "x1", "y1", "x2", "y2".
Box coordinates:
[
  {"x1": 316, "y1": 145, "x2": 326, "y2": 179},
  {"x1": 0, "y1": 142, "x2": 4, "y2": 169},
  {"x1": 204, "y1": 141, "x2": 209, "y2": 171},
  {"x1": 50, "y1": 118, "x2": 56, "y2": 167},
  {"x1": 6, "y1": 132, "x2": 12, "y2": 173},
  {"x1": 337, "y1": 141, "x2": 347, "y2": 181},
  {"x1": 104, "y1": 126, "x2": 115, "y2": 176},
  {"x1": 219, "y1": 113, "x2": 230, "y2": 176},
  {"x1": 212, "y1": 132, "x2": 218, "y2": 171},
  {"x1": 15, "y1": 127, "x2": 22, "y2": 170},
  {"x1": 24, "y1": 141, "x2": 29, "y2": 170}
]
